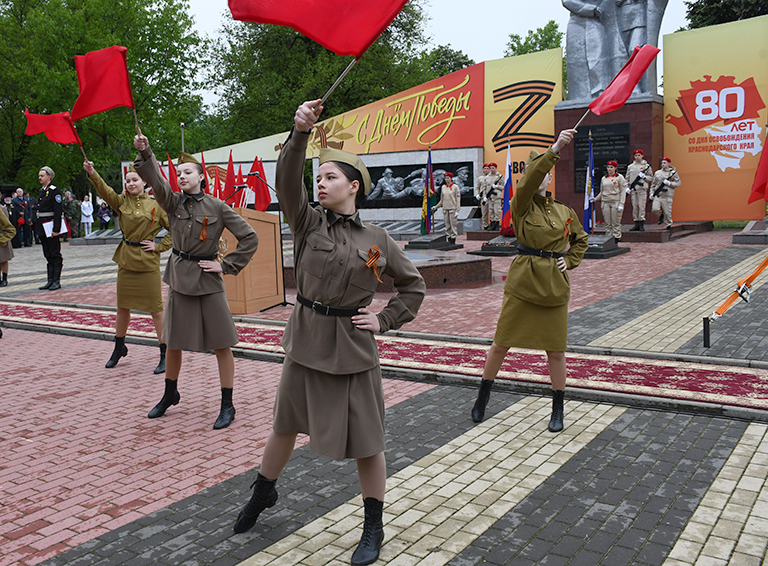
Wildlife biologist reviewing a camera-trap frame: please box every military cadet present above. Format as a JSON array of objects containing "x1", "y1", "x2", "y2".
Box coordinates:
[
  {"x1": 84, "y1": 160, "x2": 173, "y2": 373},
  {"x1": 471, "y1": 129, "x2": 588, "y2": 433},
  {"x1": 433, "y1": 171, "x2": 461, "y2": 244},
  {"x1": 649, "y1": 157, "x2": 681, "y2": 230},
  {"x1": 233, "y1": 100, "x2": 426, "y2": 566},
  {"x1": 626, "y1": 149, "x2": 652, "y2": 231},
  {"x1": 593, "y1": 160, "x2": 628, "y2": 241},
  {"x1": 487, "y1": 162, "x2": 504, "y2": 231},
  {"x1": 36, "y1": 166, "x2": 64, "y2": 290},
  {"x1": 63, "y1": 191, "x2": 81, "y2": 239},
  {"x1": 475, "y1": 164, "x2": 492, "y2": 230},
  {"x1": 133, "y1": 134, "x2": 258, "y2": 430},
  {"x1": 0, "y1": 197, "x2": 16, "y2": 287}
]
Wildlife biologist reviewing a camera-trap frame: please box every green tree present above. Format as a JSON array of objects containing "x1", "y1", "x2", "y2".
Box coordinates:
[
  {"x1": 685, "y1": 0, "x2": 768, "y2": 28},
  {"x1": 208, "y1": 2, "x2": 430, "y2": 145},
  {"x1": 0, "y1": 0, "x2": 206, "y2": 197},
  {"x1": 418, "y1": 45, "x2": 475, "y2": 83},
  {"x1": 504, "y1": 20, "x2": 563, "y2": 57}
]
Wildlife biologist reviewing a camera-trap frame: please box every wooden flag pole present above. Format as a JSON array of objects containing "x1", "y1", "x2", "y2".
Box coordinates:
[
  {"x1": 133, "y1": 108, "x2": 142, "y2": 136},
  {"x1": 315, "y1": 58, "x2": 358, "y2": 111},
  {"x1": 573, "y1": 108, "x2": 591, "y2": 130},
  {"x1": 79, "y1": 145, "x2": 88, "y2": 161}
]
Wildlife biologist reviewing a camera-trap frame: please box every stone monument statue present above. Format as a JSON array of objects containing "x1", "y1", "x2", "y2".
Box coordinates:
[{"x1": 563, "y1": 0, "x2": 668, "y2": 101}]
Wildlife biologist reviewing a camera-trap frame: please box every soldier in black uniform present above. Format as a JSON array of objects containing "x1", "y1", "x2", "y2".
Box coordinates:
[{"x1": 36, "y1": 166, "x2": 64, "y2": 290}]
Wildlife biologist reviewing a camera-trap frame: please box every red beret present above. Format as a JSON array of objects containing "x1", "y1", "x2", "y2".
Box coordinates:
[
  {"x1": 661, "y1": 157, "x2": 671, "y2": 163},
  {"x1": 482, "y1": 163, "x2": 489, "y2": 168},
  {"x1": 606, "y1": 160, "x2": 618, "y2": 167},
  {"x1": 444, "y1": 172, "x2": 454, "y2": 178},
  {"x1": 488, "y1": 162, "x2": 497, "y2": 167},
  {"x1": 633, "y1": 149, "x2": 644, "y2": 155}
]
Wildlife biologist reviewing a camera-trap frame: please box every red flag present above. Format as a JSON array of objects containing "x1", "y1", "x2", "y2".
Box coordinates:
[
  {"x1": 748, "y1": 149, "x2": 768, "y2": 204},
  {"x1": 200, "y1": 151, "x2": 211, "y2": 194},
  {"x1": 232, "y1": 164, "x2": 246, "y2": 208},
  {"x1": 228, "y1": 0, "x2": 408, "y2": 58},
  {"x1": 222, "y1": 151, "x2": 236, "y2": 204},
  {"x1": 247, "y1": 156, "x2": 271, "y2": 211},
  {"x1": 214, "y1": 167, "x2": 223, "y2": 200},
  {"x1": 589, "y1": 45, "x2": 660, "y2": 116},
  {"x1": 166, "y1": 154, "x2": 181, "y2": 193},
  {"x1": 71, "y1": 46, "x2": 134, "y2": 121},
  {"x1": 25, "y1": 110, "x2": 82, "y2": 146}
]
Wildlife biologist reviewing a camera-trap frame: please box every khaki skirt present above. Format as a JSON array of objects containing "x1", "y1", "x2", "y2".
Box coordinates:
[
  {"x1": 162, "y1": 289, "x2": 238, "y2": 351},
  {"x1": 116, "y1": 267, "x2": 163, "y2": 313},
  {"x1": 494, "y1": 291, "x2": 568, "y2": 351},
  {"x1": 273, "y1": 356, "x2": 386, "y2": 461},
  {"x1": 0, "y1": 242, "x2": 13, "y2": 263}
]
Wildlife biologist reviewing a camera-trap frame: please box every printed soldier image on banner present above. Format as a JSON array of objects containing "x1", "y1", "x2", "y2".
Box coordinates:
[{"x1": 362, "y1": 162, "x2": 477, "y2": 209}]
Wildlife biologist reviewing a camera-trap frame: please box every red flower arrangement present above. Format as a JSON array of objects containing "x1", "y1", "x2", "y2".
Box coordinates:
[{"x1": 499, "y1": 225, "x2": 515, "y2": 237}]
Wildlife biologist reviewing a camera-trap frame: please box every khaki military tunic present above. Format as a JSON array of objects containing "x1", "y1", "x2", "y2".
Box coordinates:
[
  {"x1": 475, "y1": 174, "x2": 493, "y2": 228},
  {"x1": 88, "y1": 171, "x2": 173, "y2": 312},
  {"x1": 0, "y1": 205, "x2": 16, "y2": 263},
  {"x1": 626, "y1": 160, "x2": 652, "y2": 221},
  {"x1": 595, "y1": 174, "x2": 628, "y2": 239},
  {"x1": 650, "y1": 168, "x2": 681, "y2": 227},
  {"x1": 495, "y1": 149, "x2": 588, "y2": 351},
  {"x1": 488, "y1": 172, "x2": 504, "y2": 223},
  {"x1": 273, "y1": 128, "x2": 426, "y2": 460},
  {"x1": 135, "y1": 148, "x2": 259, "y2": 350},
  {"x1": 434, "y1": 181, "x2": 461, "y2": 240}
]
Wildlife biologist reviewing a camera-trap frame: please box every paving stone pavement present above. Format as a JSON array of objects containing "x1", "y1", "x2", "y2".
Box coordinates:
[{"x1": 2, "y1": 229, "x2": 768, "y2": 566}]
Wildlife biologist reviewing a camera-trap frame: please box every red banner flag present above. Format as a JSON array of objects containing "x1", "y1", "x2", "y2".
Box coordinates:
[
  {"x1": 222, "y1": 151, "x2": 236, "y2": 204},
  {"x1": 166, "y1": 154, "x2": 181, "y2": 193},
  {"x1": 25, "y1": 110, "x2": 82, "y2": 146},
  {"x1": 71, "y1": 46, "x2": 135, "y2": 121},
  {"x1": 589, "y1": 45, "x2": 660, "y2": 116},
  {"x1": 213, "y1": 167, "x2": 223, "y2": 200},
  {"x1": 748, "y1": 149, "x2": 768, "y2": 204},
  {"x1": 228, "y1": 0, "x2": 408, "y2": 58},
  {"x1": 247, "y1": 156, "x2": 271, "y2": 211}
]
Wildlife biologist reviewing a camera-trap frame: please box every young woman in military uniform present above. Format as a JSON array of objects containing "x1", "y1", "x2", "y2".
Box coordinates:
[
  {"x1": 471, "y1": 128, "x2": 588, "y2": 433},
  {"x1": 132, "y1": 135, "x2": 258, "y2": 430},
  {"x1": 83, "y1": 160, "x2": 173, "y2": 373},
  {"x1": 233, "y1": 100, "x2": 426, "y2": 566},
  {"x1": 0, "y1": 198, "x2": 16, "y2": 288},
  {"x1": 594, "y1": 160, "x2": 628, "y2": 241}
]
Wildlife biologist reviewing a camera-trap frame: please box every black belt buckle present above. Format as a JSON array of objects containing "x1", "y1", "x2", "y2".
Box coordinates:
[
  {"x1": 542, "y1": 250, "x2": 555, "y2": 258},
  {"x1": 312, "y1": 301, "x2": 331, "y2": 316}
]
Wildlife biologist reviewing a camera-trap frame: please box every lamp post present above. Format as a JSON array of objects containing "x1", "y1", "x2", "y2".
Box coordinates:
[{"x1": 180, "y1": 122, "x2": 185, "y2": 153}]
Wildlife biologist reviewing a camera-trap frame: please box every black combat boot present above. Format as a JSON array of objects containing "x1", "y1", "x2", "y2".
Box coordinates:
[
  {"x1": 0, "y1": 272, "x2": 7, "y2": 287},
  {"x1": 351, "y1": 497, "x2": 384, "y2": 565},
  {"x1": 153, "y1": 343, "x2": 166, "y2": 374},
  {"x1": 629, "y1": 221, "x2": 639, "y2": 231},
  {"x1": 233, "y1": 473, "x2": 278, "y2": 533},
  {"x1": 213, "y1": 387, "x2": 235, "y2": 429},
  {"x1": 105, "y1": 336, "x2": 128, "y2": 368},
  {"x1": 639, "y1": 221, "x2": 645, "y2": 231},
  {"x1": 471, "y1": 379, "x2": 493, "y2": 423},
  {"x1": 39, "y1": 265, "x2": 53, "y2": 289},
  {"x1": 48, "y1": 263, "x2": 62, "y2": 290},
  {"x1": 147, "y1": 378, "x2": 180, "y2": 418},
  {"x1": 548, "y1": 390, "x2": 565, "y2": 433}
]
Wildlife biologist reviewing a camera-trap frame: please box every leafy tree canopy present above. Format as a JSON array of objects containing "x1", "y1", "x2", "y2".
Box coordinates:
[
  {"x1": 504, "y1": 20, "x2": 563, "y2": 57},
  {"x1": 419, "y1": 45, "x2": 476, "y2": 83},
  {"x1": 685, "y1": 0, "x2": 768, "y2": 28}
]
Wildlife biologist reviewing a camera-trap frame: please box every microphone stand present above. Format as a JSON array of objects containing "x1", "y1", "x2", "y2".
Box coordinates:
[{"x1": 244, "y1": 172, "x2": 292, "y2": 312}]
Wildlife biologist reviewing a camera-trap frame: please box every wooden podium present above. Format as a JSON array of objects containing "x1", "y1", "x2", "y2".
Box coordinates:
[{"x1": 222, "y1": 208, "x2": 285, "y2": 314}]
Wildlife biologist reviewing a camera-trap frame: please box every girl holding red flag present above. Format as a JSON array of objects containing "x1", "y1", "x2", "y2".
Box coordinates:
[
  {"x1": 470, "y1": 129, "x2": 588, "y2": 433},
  {"x1": 83, "y1": 161, "x2": 172, "y2": 373},
  {"x1": 232, "y1": 100, "x2": 425, "y2": 566},
  {"x1": 132, "y1": 136, "x2": 258, "y2": 430}
]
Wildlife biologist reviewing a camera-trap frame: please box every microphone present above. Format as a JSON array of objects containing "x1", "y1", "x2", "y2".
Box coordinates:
[
  {"x1": 233, "y1": 184, "x2": 249, "y2": 189},
  {"x1": 246, "y1": 171, "x2": 277, "y2": 195}
]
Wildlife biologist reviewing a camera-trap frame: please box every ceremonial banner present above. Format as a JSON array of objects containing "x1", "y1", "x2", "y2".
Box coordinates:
[
  {"x1": 24, "y1": 110, "x2": 82, "y2": 146},
  {"x1": 663, "y1": 16, "x2": 768, "y2": 220},
  {"x1": 589, "y1": 45, "x2": 660, "y2": 116},
  {"x1": 71, "y1": 46, "x2": 134, "y2": 121}
]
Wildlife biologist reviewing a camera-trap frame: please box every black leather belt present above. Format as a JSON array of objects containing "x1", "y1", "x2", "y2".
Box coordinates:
[
  {"x1": 38, "y1": 212, "x2": 54, "y2": 218},
  {"x1": 296, "y1": 294, "x2": 360, "y2": 317},
  {"x1": 172, "y1": 248, "x2": 217, "y2": 261},
  {"x1": 122, "y1": 237, "x2": 142, "y2": 247},
  {"x1": 516, "y1": 243, "x2": 564, "y2": 259}
]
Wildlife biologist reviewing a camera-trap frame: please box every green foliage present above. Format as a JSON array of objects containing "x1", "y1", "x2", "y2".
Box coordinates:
[
  {"x1": 504, "y1": 20, "x2": 563, "y2": 57},
  {"x1": 684, "y1": 0, "x2": 768, "y2": 28},
  {"x1": 419, "y1": 45, "x2": 475, "y2": 83},
  {"x1": 0, "y1": 0, "x2": 206, "y2": 197}
]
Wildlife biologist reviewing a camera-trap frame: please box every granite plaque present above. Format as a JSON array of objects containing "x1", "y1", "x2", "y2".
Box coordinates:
[{"x1": 573, "y1": 123, "x2": 631, "y2": 194}]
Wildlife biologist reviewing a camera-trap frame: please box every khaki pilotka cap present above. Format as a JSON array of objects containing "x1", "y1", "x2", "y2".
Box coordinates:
[
  {"x1": 177, "y1": 151, "x2": 200, "y2": 166},
  {"x1": 319, "y1": 148, "x2": 372, "y2": 194}
]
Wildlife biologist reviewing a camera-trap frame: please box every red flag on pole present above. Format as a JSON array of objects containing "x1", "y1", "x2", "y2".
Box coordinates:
[
  {"x1": 748, "y1": 149, "x2": 768, "y2": 204},
  {"x1": 71, "y1": 46, "x2": 135, "y2": 121},
  {"x1": 200, "y1": 151, "x2": 211, "y2": 194},
  {"x1": 165, "y1": 154, "x2": 181, "y2": 193},
  {"x1": 25, "y1": 110, "x2": 82, "y2": 145},
  {"x1": 247, "y1": 156, "x2": 271, "y2": 211},
  {"x1": 222, "y1": 151, "x2": 236, "y2": 204},
  {"x1": 588, "y1": 45, "x2": 660, "y2": 116},
  {"x1": 213, "y1": 167, "x2": 223, "y2": 200},
  {"x1": 234, "y1": 164, "x2": 247, "y2": 208},
  {"x1": 228, "y1": 0, "x2": 408, "y2": 58}
]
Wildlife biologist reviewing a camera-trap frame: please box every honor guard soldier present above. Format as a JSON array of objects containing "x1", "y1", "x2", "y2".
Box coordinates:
[
  {"x1": 626, "y1": 149, "x2": 652, "y2": 231},
  {"x1": 593, "y1": 160, "x2": 628, "y2": 241},
  {"x1": 487, "y1": 162, "x2": 504, "y2": 231},
  {"x1": 433, "y1": 172, "x2": 461, "y2": 244},
  {"x1": 475, "y1": 164, "x2": 492, "y2": 230},
  {"x1": 36, "y1": 166, "x2": 64, "y2": 290},
  {"x1": 649, "y1": 157, "x2": 681, "y2": 230}
]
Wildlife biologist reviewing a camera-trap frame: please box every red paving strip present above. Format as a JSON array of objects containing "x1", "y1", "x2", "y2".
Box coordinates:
[{"x1": 0, "y1": 329, "x2": 433, "y2": 566}]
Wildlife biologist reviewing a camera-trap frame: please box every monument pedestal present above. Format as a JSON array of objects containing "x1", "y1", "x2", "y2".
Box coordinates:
[
  {"x1": 583, "y1": 234, "x2": 630, "y2": 259},
  {"x1": 404, "y1": 233, "x2": 463, "y2": 251},
  {"x1": 554, "y1": 95, "x2": 664, "y2": 228},
  {"x1": 467, "y1": 236, "x2": 518, "y2": 257}
]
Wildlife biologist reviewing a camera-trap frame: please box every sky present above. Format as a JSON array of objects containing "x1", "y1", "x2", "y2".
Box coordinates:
[{"x1": 187, "y1": 0, "x2": 689, "y2": 105}]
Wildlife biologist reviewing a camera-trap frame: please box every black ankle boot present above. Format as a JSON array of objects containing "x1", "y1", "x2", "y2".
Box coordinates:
[
  {"x1": 39, "y1": 265, "x2": 53, "y2": 290},
  {"x1": 351, "y1": 497, "x2": 384, "y2": 565},
  {"x1": 105, "y1": 336, "x2": 128, "y2": 368},
  {"x1": 153, "y1": 343, "x2": 166, "y2": 374},
  {"x1": 147, "y1": 378, "x2": 180, "y2": 418},
  {"x1": 639, "y1": 220, "x2": 645, "y2": 231},
  {"x1": 629, "y1": 221, "x2": 639, "y2": 231},
  {"x1": 471, "y1": 379, "x2": 493, "y2": 423},
  {"x1": 233, "y1": 473, "x2": 278, "y2": 533},
  {"x1": 213, "y1": 388, "x2": 235, "y2": 429},
  {"x1": 548, "y1": 390, "x2": 565, "y2": 433},
  {"x1": 0, "y1": 272, "x2": 7, "y2": 287}
]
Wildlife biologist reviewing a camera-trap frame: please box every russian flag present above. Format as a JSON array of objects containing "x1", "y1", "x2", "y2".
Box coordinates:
[
  {"x1": 583, "y1": 134, "x2": 595, "y2": 233},
  {"x1": 500, "y1": 144, "x2": 513, "y2": 229}
]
